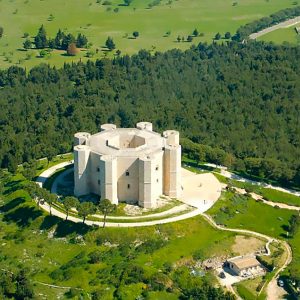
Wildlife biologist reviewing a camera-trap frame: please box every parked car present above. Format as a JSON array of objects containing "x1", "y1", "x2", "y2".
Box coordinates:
[{"x1": 277, "y1": 279, "x2": 284, "y2": 287}]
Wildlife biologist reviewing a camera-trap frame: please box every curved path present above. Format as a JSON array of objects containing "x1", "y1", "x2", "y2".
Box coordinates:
[
  {"x1": 36, "y1": 161, "x2": 222, "y2": 227},
  {"x1": 249, "y1": 16, "x2": 300, "y2": 40},
  {"x1": 36, "y1": 162, "x2": 204, "y2": 227},
  {"x1": 202, "y1": 213, "x2": 293, "y2": 300}
]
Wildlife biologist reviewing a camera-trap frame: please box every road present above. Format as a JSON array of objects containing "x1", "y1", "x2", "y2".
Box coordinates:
[{"x1": 249, "y1": 16, "x2": 300, "y2": 40}]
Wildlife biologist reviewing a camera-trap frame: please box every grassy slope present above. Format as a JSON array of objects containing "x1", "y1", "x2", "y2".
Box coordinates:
[
  {"x1": 207, "y1": 190, "x2": 300, "y2": 297},
  {"x1": 0, "y1": 171, "x2": 237, "y2": 298},
  {"x1": 0, "y1": 0, "x2": 294, "y2": 68},
  {"x1": 207, "y1": 191, "x2": 294, "y2": 238}
]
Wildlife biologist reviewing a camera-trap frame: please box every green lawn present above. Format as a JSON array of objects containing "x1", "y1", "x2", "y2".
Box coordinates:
[
  {"x1": 0, "y1": 0, "x2": 294, "y2": 69},
  {"x1": 207, "y1": 191, "x2": 294, "y2": 239},
  {"x1": 259, "y1": 188, "x2": 300, "y2": 207},
  {"x1": 258, "y1": 27, "x2": 300, "y2": 44}
]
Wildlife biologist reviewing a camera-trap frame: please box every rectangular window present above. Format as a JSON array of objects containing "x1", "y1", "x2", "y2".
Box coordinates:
[
  {"x1": 155, "y1": 166, "x2": 159, "y2": 171},
  {"x1": 127, "y1": 184, "x2": 130, "y2": 189},
  {"x1": 97, "y1": 167, "x2": 100, "y2": 172},
  {"x1": 126, "y1": 171, "x2": 129, "y2": 176},
  {"x1": 98, "y1": 180, "x2": 100, "y2": 185}
]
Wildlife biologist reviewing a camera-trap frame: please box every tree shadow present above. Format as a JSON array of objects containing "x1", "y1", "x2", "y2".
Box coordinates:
[
  {"x1": 3, "y1": 206, "x2": 43, "y2": 228},
  {"x1": 0, "y1": 197, "x2": 26, "y2": 213},
  {"x1": 39, "y1": 215, "x2": 92, "y2": 237},
  {"x1": 55, "y1": 220, "x2": 91, "y2": 237},
  {"x1": 4, "y1": 180, "x2": 23, "y2": 195},
  {"x1": 40, "y1": 215, "x2": 61, "y2": 230}
]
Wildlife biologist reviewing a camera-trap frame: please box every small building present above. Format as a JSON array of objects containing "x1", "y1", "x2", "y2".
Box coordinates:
[{"x1": 225, "y1": 256, "x2": 263, "y2": 276}]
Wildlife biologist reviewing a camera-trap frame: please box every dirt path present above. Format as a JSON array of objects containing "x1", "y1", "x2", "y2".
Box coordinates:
[
  {"x1": 201, "y1": 213, "x2": 292, "y2": 300},
  {"x1": 249, "y1": 16, "x2": 300, "y2": 40},
  {"x1": 233, "y1": 187, "x2": 300, "y2": 211}
]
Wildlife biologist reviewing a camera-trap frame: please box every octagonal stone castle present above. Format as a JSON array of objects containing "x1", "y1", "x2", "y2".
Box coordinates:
[{"x1": 74, "y1": 122, "x2": 181, "y2": 208}]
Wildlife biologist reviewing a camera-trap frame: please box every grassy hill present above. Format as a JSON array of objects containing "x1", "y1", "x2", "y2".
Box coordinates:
[{"x1": 0, "y1": 0, "x2": 295, "y2": 68}]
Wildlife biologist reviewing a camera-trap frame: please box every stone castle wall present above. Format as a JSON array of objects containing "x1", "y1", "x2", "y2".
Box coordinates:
[{"x1": 74, "y1": 122, "x2": 181, "y2": 208}]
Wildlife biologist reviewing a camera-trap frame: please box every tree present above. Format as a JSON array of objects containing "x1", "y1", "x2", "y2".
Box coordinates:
[
  {"x1": 22, "y1": 161, "x2": 37, "y2": 180},
  {"x1": 187, "y1": 35, "x2": 193, "y2": 42},
  {"x1": 61, "y1": 33, "x2": 76, "y2": 50},
  {"x1": 0, "y1": 26, "x2": 3, "y2": 38},
  {"x1": 123, "y1": 0, "x2": 133, "y2": 6},
  {"x1": 15, "y1": 269, "x2": 34, "y2": 300},
  {"x1": 26, "y1": 182, "x2": 38, "y2": 200},
  {"x1": 105, "y1": 36, "x2": 115, "y2": 50},
  {"x1": 76, "y1": 33, "x2": 88, "y2": 48},
  {"x1": 177, "y1": 35, "x2": 181, "y2": 42},
  {"x1": 54, "y1": 29, "x2": 65, "y2": 49},
  {"x1": 34, "y1": 25, "x2": 48, "y2": 49},
  {"x1": 98, "y1": 199, "x2": 116, "y2": 228},
  {"x1": 67, "y1": 43, "x2": 79, "y2": 56},
  {"x1": 289, "y1": 214, "x2": 300, "y2": 237},
  {"x1": 78, "y1": 202, "x2": 96, "y2": 223},
  {"x1": 23, "y1": 39, "x2": 32, "y2": 50},
  {"x1": 7, "y1": 154, "x2": 18, "y2": 174},
  {"x1": 48, "y1": 38, "x2": 56, "y2": 49},
  {"x1": 133, "y1": 31, "x2": 139, "y2": 38},
  {"x1": 63, "y1": 196, "x2": 79, "y2": 220},
  {"x1": 193, "y1": 28, "x2": 199, "y2": 36},
  {"x1": 214, "y1": 32, "x2": 221, "y2": 40},
  {"x1": 225, "y1": 31, "x2": 231, "y2": 39},
  {"x1": 46, "y1": 147, "x2": 56, "y2": 166},
  {"x1": 0, "y1": 270, "x2": 14, "y2": 296},
  {"x1": 44, "y1": 191, "x2": 57, "y2": 215}
]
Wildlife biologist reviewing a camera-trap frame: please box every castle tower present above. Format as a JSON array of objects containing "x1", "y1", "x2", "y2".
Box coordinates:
[
  {"x1": 100, "y1": 155, "x2": 118, "y2": 204},
  {"x1": 163, "y1": 130, "x2": 182, "y2": 198}
]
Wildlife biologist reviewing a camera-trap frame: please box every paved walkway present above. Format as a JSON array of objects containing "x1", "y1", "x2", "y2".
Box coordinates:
[
  {"x1": 249, "y1": 16, "x2": 300, "y2": 40},
  {"x1": 203, "y1": 162, "x2": 300, "y2": 197},
  {"x1": 36, "y1": 161, "x2": 222, "y2": 227},
  {"x1": 36, "y1": 161, "x2": 74, "y2": 188}
]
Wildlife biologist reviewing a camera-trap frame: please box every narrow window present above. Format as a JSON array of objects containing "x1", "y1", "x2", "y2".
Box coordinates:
[
  {"x1": 98, "y1": 180, "x2": 100, "y2": 185},
  {"x1": 127, "y1": 184, "x2": 130, "y2": 189},
  {"x1": 156, "y1": 179, "x2": 159, "y2": 183},
  {"x1": 155, "y1": 166, "x2": 159, "y2": 171},
  {"x1": 126, "y1": 171, "x2": 129, "y2": 176},
  {"x1": 97, "y1": 167, "x2": 100, "y2": 172}
]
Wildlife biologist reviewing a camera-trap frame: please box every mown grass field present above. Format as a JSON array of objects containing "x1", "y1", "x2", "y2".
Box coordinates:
[{"x1": 0, "y1": 0, "x2": 295, "y2": 69}]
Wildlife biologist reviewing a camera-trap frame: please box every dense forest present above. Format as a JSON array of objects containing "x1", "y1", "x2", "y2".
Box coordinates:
[
  {"x1": 0, "y1": 41, "x2": 299, "y2": 187},
  {"x1": 234, "y1": 5, "x2": 300, "y2": 41}
]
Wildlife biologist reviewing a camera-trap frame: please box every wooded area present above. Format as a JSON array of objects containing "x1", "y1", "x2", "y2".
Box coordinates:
[{"x1": 0, "y1": 41, "x2": 299, "y2": 187}]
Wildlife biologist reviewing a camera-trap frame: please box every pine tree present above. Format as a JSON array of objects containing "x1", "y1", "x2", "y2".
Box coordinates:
[
  {"x1": 34, "y1": 25, "x2": 48, "y2": 49},
  {"x1": 105, "y1": 36, "x2": 115, "y2": 50}
]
